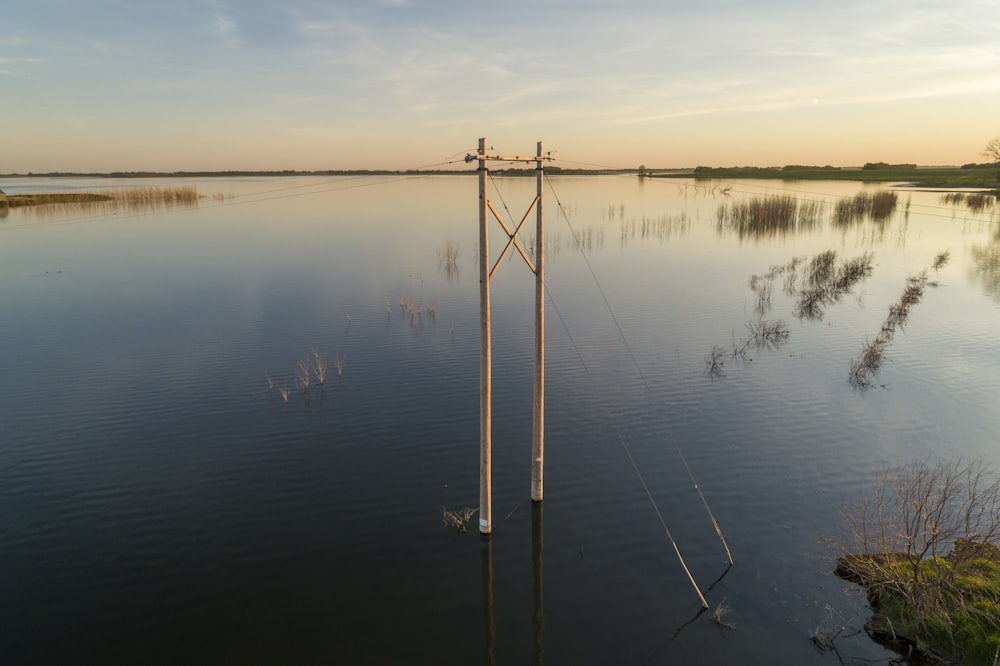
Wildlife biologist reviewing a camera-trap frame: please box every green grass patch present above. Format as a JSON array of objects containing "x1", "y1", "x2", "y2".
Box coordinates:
[
  {"x1": 841, "y1": 550, "x2": 1000, "y2": 662},
  {"x1": 655, "y1": 165, "x2": 1000, "y2": 190}
]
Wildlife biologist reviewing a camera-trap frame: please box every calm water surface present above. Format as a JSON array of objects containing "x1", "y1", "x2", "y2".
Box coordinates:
[{"x1": 1, "y1": 175, "x2": 999, "y2": 663}]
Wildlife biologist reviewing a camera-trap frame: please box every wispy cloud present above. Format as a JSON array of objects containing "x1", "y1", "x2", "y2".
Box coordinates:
[{"x1": 211, "y1": 11, "x2": 241, "y2": 48}]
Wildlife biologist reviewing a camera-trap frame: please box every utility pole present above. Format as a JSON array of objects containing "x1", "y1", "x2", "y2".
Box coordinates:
[{"x1": 468, "y1": 138, "x2": 552, "y2": 534}]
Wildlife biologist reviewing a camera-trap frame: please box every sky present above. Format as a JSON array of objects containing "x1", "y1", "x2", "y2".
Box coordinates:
[{"x1": 3, "y1": 0, "x2": 1000, "y2": 172}]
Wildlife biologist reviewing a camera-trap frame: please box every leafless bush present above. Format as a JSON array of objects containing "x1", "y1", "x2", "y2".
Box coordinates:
[{"x1": 835, "y1": 459, "x2": 1000, "y2": 643}]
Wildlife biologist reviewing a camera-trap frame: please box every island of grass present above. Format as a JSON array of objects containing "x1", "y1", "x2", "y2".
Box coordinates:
[
  {"x1": 0, "y1": 186, "x2": 201, "y2": 213},
  {"x1": 837, "y1": 459, "x2": 1000, "y2": 664},
  {"x1": 1, "y1": 192, "x2": 115, "y2": 208}
]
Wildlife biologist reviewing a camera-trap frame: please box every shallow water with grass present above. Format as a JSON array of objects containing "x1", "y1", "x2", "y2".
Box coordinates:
[{"x1": 1, "y1": 175, "x2": 998, "y2": 663}]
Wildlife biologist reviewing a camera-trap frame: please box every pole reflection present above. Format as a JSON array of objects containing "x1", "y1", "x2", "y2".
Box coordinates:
[
  {"x1": 481, "y1": 535, "x2": 495, "y2": 666},
  {"x1": 532, "y1": 501, "x2": 545, "y2": 666}
]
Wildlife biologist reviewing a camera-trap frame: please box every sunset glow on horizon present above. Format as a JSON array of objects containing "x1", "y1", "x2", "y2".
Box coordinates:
[{"x1": 3, "y1": 1, "x2": 999, "y2": 173}]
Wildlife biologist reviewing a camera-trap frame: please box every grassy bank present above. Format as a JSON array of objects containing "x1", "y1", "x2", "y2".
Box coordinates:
[
  {"x1": 837, "y1": 459, "x2": 1000, "y2": 663},
  {"x1": 651, "y1": 164, "x2": 1000, "y2": 190},
  {"x1": 837, "y1": 546, "x2": 1000, "y2": 663}
]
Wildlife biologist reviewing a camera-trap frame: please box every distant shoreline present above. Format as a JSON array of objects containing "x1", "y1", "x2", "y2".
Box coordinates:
[{"x1": 1, "y1": 164, "x2": 997, "y2": 191}]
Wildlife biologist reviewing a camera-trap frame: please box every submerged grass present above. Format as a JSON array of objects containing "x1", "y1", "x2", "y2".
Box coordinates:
[{"x1": 849, "y1": 255, "x2": 948, "y2": 388}]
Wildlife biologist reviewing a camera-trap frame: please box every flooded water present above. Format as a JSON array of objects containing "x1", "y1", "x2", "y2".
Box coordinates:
[{"x1": 1, "y1": 174, "x2": 998, "y2": 663}]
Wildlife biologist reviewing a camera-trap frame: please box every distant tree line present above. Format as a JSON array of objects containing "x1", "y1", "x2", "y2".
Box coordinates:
[{"x1": 861, "y1": 162, "x2": 917, "y2": 170}]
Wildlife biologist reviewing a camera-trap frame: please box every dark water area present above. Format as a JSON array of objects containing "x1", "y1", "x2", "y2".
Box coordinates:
[{"x1": 1, "y1": 175, "x2": 998, "y2": 663}]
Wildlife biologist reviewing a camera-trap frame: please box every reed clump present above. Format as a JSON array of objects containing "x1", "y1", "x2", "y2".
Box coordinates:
[
  {"x1": 442, "y1": 506, "x2": 478, "y2": 534},
  {"x1": 716, "y1": 194, "x2": 813, "y2": 240},
  {"x1": 311, "y1": 349, "x2": 328, "y2": 385},
  {"x1": 942, "y1": 191, "x2": 996, "y2": 213},
  {"x1": 833, "y1": 191, "x2": 898, "y2": 226}
]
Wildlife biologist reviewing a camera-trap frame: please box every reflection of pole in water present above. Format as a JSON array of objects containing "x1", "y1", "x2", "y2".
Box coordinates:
[
  {"x1": 481, "y1": 536, "x2": 495, "y2": 666},
  {"x1": 532, "y1": 502, "x2": 545, "y2": 666}
]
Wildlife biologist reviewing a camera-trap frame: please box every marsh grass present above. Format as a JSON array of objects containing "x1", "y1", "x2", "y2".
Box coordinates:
[
  {"x1": 716, "y1": 194, "x2": 808, "y2": 239},
  {"x1": 335, "y1": 354, "x2": 344, "y2": 378},
  {"x1": 10, "y1": 186, "x2": 202, "y2": 219},
  {"x1": 833, "y1": 191, "x2": 898, "y2": 226},
  {"x1": 278, "y1": 386, "x2": 290, "y2": 404},
  {"x1": 942, "y1": 191, "x2": 997, "y2": 213}
]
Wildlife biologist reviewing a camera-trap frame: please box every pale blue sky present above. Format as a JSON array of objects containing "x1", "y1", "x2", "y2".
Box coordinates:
[{"x1": 3, "y1": 0, "x2": 999, "y2": 172}]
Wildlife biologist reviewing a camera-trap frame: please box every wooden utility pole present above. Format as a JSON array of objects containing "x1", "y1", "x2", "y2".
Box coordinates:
[
  {"x1": 531, "y1": 141, "x2": 545, "y2": 503},
  {"x1": 477, "y1": 138, "x2": 493, "y2": 535},
  {"x1": 469, "y1": 138, "x2": 551, "y2": 534}
]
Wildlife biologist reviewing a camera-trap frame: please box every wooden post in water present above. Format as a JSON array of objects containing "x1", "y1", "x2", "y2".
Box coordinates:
[
  {"x1": 468, "y1": 137, "x2": 551, "y2": 534},
  {"x1": 531, "y1": 141, "x2": 545, "y2": 502},
  {"x1": 478, "y1": 137, "x2": 493, "y2": 535}
]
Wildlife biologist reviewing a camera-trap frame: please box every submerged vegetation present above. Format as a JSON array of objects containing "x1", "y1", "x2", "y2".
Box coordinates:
[
  {"x1": 709, "y1": 249, "x2": 876, "y2": 380},
  {"x1": 795, "y1": 252, "x2": 874, "y2": 320},
  {"x1": 836, "y1": 458, "x2": 1000, "y2": 663},
  {"x1": 849, "y1": 251, "x2": 949, "y2": 389}
]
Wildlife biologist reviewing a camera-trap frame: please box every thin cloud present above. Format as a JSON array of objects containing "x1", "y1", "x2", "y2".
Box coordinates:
[{"x1": 211, "y1": 11, "x2": 241, "y2": 48}]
